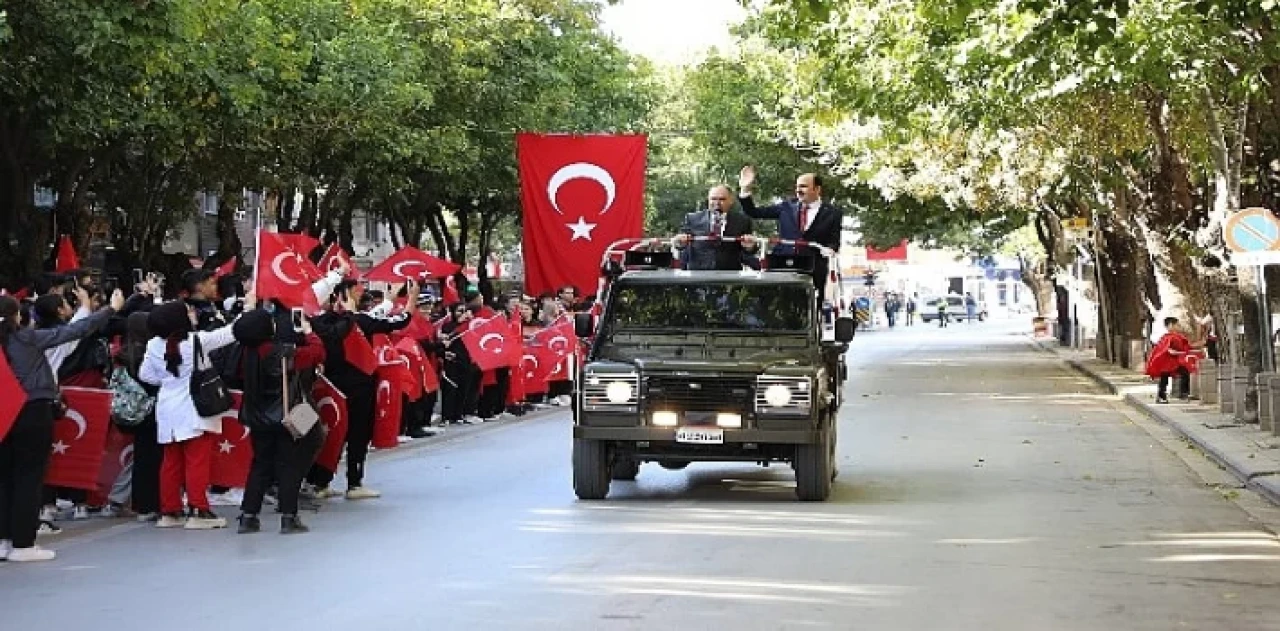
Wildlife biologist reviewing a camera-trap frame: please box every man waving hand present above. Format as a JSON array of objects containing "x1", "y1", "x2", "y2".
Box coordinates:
[{"x1": 738, "y1": 166, "x2": 843, "y2": 297}]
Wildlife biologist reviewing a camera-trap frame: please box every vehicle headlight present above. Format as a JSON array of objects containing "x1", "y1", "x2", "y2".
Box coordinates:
[
  {"x1": 764, "y1": 384, "x2": 792, "y2": 407},
  {"x1": 755, "y1": 376, "x2": 813, "y2": 413},
  {"x1": 605, "y1": 380, "x2": 634, "y2": 404}
]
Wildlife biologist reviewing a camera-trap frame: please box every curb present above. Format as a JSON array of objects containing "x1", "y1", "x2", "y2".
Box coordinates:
[{"x1": 1043, "y1": 340, "x2": 1280, "y2": 508}]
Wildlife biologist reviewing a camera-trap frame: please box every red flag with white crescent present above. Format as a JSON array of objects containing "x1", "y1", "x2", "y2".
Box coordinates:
[
  {"x1": 342, "y1": 325, "x2": 378, "y2": 376},
  {"x1": 372, "y1": 378, "x2": 402, "y2": 449},
  {"x1": 318, "y1": 243, "x2": 362, "y2": 280},
  {"x1": 517, "y1": 133, "x2": 646, "y2": 296},
  {"x1": 461, "y1": 316, "x2": 519, "y2": 372},
  {"x1": 90, "y1": 424, "x2": 134, "y2": 506},
  {"x1": 255, "y1": 231, "x2": 323, "y2": 311},
  {"x1": 210, "y1": 392, "x2": 251, "y2": 488},
  {"x1": 44, "y1": 387, "x2": 112, "y2": 490},
  {"x1": 364, "y1": 246, "x2": 460, "y2": 283},
  {"x1": 312, "y1": 374, "x2": 348, "y2": 474}
]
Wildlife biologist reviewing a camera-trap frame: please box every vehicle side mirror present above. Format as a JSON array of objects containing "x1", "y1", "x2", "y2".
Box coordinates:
[
  {"x1": 835, "y1": 316, "x2": 856, "y2": 343},
  {"x1": 574, "y1": 312, "x2": 595, "y2": 339}
]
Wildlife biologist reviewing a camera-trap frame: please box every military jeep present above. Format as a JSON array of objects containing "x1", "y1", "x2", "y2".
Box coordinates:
[{"x1": 571, "y1": 238, "x2": 856, "y2": 501}]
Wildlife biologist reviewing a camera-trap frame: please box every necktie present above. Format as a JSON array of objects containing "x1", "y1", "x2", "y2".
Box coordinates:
[
  {"x1": 711, "y1": 212, "x2": 723, "y2": 237},
  {"x1": 798, "y1": 202, "x2": 809, "y2": 235}
]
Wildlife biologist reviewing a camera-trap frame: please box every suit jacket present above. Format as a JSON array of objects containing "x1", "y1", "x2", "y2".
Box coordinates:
[
  {"x1": 738, "y1": 196, "x2": 842, "y2": 251},
  {"x1": 678, "y1": 209, "x2": 756, "y2": 271},
  {"x1": 739, "y1": 195, "x2": 842, "y2": 299}
]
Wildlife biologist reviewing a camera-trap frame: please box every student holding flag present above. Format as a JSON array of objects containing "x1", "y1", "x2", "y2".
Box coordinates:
[{"x1": 0, "y1": 290, "x2": 124, "y2": 563}]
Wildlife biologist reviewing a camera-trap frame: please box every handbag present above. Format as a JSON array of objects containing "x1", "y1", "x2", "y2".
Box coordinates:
[
  {"x1": 280, "y1": 356, "x2": 319, "y2": 439},
  {"x1": 190, "y1": 334, "x2": 233, "y2": 417},
  {"x1": 108, "y1": 367, "x2": 155, "y2": 427}
]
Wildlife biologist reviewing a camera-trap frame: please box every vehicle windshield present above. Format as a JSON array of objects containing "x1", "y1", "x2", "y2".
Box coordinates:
[{"x1": 606, "y1": 283, "x2": 811, "y2": 333}]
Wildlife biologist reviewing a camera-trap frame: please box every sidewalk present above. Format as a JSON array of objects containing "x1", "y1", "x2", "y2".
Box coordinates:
[{"x1": 1034, "y1": 338, "x2": 1280, "y2": 507}]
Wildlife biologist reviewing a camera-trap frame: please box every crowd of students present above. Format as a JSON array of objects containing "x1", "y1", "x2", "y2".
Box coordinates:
[{"x1": 0, "y1": 264, "x2": 582, "y2": 562}]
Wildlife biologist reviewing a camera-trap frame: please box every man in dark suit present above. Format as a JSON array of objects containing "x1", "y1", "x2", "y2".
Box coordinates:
[
  {"x1": 673, "y1": 185, "x2": 760, "y2": 271},
  {"x1": 737, "y1": 166, "x2": 843, "y2": 296}
]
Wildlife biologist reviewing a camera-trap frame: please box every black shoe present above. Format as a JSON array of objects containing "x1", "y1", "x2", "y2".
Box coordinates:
[
  {"x1": 237, "y1": 514, "x2": 260, "y2": 534},
  {"x1": 281, "y1": 514, "x2": 309, "y2": 534},
  {"x1": 408, "y1": 427, "x2": 435, "y2": 439}
]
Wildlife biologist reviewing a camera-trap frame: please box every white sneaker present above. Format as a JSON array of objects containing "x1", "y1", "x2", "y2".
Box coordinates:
[
  {"x1": 345, "y1": 487, "x2": 381, "y2": 500},
  {"x1": 155, "y1": 514, "x2": 186, "y2": 529},
  {"x1": 431, "y1": 413, "x2": 443, "y2": 423},
  {"x1": 136, "y1": 512, "x2": 159, "y2": 523},
  {"x1": 38, "y1": 506, "x2": 57, "y2": 522},
  {"x1": 54, "y1": 499, "x2": 73, "y2": 510},
  {"x1": 7, "y1": 546, "x2": 55, "y2": 562},
  {"x1": 462, "y1": 415, "x2": 482, "y2": 425},
  {"x1": 397, "y1": 435, "x2": 414, "y2": 444},
  {"x1": 314, "y1": 487, "x2": 341, "y2": 499},
  {"x1": 99, "y1": 504, "x2": 127, "y2": 519},
  {"x1": 184, "y1": 510, "x2": 227, "y2": 530},
  {"x1": 37, "y1": 521, "x2": 61, "y2": 536},
  {"x1": 0, "y1": 539, "x2": 11, "y2": 560},
  {"x1": 72, "y1": 505, "x2": 90, "y2": 520},
  {"x1": 209, "y1": 489, "x2": 244, "y2": 506}
]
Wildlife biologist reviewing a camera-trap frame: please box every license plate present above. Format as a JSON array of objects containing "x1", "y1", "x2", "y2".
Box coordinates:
[{"x1": 675, "y1": 427, "x2": 724, "y2": 444}]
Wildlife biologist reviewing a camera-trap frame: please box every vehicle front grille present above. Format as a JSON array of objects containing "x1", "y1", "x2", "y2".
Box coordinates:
[{"x1": 644, "y1": 375, "x2": 753, "y2": 414}]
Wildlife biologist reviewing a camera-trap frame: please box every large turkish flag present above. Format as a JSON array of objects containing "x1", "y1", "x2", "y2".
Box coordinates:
[
  {"x1": 45, "y1": 387, "x2": 112, "y2": 491},
  {"x1": 518, "y1": 133, "x2": 646, "y2": 296}
]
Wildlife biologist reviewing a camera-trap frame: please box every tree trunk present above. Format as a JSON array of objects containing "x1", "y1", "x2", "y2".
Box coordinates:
[
  {"x1": 1095, "y1": 189, "x2": 1152, "y2": 369},
  {"x1": 214, "y1": 186, "x2": 243, "y2": 263}
]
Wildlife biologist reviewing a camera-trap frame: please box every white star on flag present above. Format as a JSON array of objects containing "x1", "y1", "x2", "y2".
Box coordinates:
[
  {"x1": 219, "y1": 440, "x2": 234, "y2": 454},
  {"x1": 566, "y1": 216, "x2": 598, "y2": 241},
  {"x1": 52, "y1": 440, "x2": 69, "y2": 455}
]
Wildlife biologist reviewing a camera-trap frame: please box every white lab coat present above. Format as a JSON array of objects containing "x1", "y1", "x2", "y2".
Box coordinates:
[{"x1": 139, "y1": 323, "x2": 237, "y2": 444}]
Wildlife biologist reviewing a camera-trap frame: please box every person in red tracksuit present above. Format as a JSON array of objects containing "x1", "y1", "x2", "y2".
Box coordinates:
[{"x1": 1146, "y1": 317, "x2": 1192, "y2": 404}]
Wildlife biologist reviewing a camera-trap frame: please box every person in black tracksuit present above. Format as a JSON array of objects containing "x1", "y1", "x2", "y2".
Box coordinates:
[{"x1": 307, "y1": 307, "x2": 409, "y2": 499}]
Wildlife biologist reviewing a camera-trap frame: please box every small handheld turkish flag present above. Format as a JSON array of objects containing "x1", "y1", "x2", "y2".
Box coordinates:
[
  {"x1": 442, "y1": 276, "x2": 461, "y2": 304},
  {"x1": 462, "y1": 316, "x2": 517, "y2": 371},
  {"x1": 312, "y1": 375, "x2": 348, "y2": 474},
  {"x1": 364, "y1": 246, "x2": 460, "y2": 282},
  {"x1": 517, "y1": 133, "x2": 646, "y2": 296},
  {"x1": 54, "y1": 235, "x2": 80, "y2": 273},
  {"x1": 210, "y1": 392, "x2": 251, "y2": 488},
  {"x1": 277, "y1": 232, "x2": 322, "y2": 258},
  {"x1": 44, "y1": 387, "x2": 112, "y2": 490},
  {"x1": 342, "y1": 325, "x2": 378, "y2": 376},
  {"x1": 0, "y1": 350, "x2": 29, "y2": 443},
  {"x1": 214, "y1": 256, "x2": 238, "y2": 278},
  {"x1": 371, "y1": 378, "x2": 402, "y2": 449},
  {"x1": 256, "y1": 231, "x2": 323, "y2": 311},
  {"x1": 318, "y1": 243, "x2": 362, "y2": 280}
]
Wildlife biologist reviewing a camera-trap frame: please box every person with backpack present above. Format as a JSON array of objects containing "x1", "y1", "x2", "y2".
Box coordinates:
[
  {"x1": 139, "y1": 295, "x2": 252, "y2": 530},
  {"x1": 104, "y1": 312, "x2": 162, "y2": 521},
  {"x1": 0, "y1": 290, "x2": 123, "y2": 562}
]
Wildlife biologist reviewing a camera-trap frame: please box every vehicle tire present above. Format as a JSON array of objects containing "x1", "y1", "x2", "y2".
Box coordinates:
[
  {"x1": 794, "y1": 425, "x2": 833, "y2": 501},
  {"x1": 658, "y1": 460, "x2": 690, "y2": 470},
  {"x1": 611, "y1": 457, "x2": 640, "y2": 481},
  {"x1": 572, "y1": 438, "x2": 611, "y2": 500}
]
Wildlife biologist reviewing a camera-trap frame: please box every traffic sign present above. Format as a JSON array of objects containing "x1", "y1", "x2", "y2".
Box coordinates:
[{"x1": 1224, "y1": 207, "x2": 1280, "y2": 254}]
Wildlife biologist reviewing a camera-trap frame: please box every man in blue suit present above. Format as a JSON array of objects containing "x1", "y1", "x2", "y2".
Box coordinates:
[{"x1": 737, "y1": 166, "x2": 843, "y2": 297}]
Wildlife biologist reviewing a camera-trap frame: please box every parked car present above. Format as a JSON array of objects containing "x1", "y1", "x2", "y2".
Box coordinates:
[{"x1": 920, "y1": 294, "x2": 987, "y2": 323}]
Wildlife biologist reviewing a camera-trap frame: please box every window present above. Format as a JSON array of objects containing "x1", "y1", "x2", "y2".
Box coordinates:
[{"x1": 606, "y1": 283, "x2": 811, "y2": 333}]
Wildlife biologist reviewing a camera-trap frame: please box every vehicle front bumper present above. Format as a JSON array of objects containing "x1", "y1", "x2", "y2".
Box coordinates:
[{"x1": 573, "y1": 425, "x2": 820, "y2": 445}]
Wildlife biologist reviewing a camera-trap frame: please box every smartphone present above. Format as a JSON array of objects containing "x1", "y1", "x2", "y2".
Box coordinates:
[
  {"x1": 132, "y1": 268, "x2": 144, "y2": 286},
  {"x1": 291, "y1": 307, "x2": 304, "y2": 332}
]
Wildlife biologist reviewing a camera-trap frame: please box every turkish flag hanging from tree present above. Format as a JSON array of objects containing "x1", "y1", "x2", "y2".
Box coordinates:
[
  {"x1": 517, "y1": 133, "x2": 646, "y2": 296},
  {"x1": 45, "y1": 387, "x2": 112, "y2": 490}
]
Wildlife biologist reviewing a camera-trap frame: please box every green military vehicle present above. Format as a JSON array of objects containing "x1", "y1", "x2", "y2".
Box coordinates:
[{"x1": 570, "y1": 238, "x2": 855, "y2": 501}]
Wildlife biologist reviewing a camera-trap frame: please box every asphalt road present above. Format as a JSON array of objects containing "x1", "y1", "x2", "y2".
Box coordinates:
[{"x1": 3, "y1": 319, "x2": 1280, "y2": 630}]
